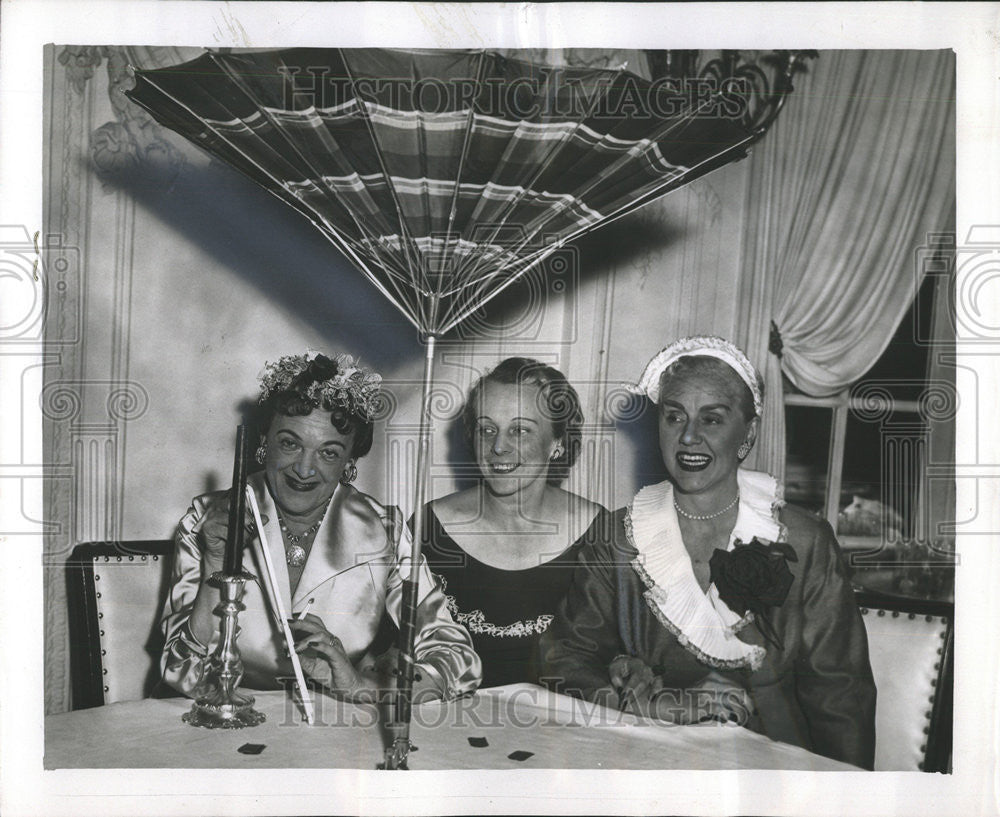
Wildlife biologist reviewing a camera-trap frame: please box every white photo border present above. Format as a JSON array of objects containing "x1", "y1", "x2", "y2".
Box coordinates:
[{"x1": 2, "y1": 2, "x2": 998, "y2": 815}]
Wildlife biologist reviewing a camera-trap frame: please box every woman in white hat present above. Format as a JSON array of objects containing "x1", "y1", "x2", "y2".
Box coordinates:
[{"x1": 540, "y1": 336, "x2": 875, "y2": 769}]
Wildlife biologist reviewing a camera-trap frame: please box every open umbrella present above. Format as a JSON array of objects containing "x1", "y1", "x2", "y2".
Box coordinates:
[{"x1": 125, "y1": 46, "x2": 812, "y2": 767}]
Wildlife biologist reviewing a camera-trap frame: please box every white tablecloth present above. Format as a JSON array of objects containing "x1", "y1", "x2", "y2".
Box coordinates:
[{"x1": 44, "y1": 684, "x2": 857, "y2": 771}]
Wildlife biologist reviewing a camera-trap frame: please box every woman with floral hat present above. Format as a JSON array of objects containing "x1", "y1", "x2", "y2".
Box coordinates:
[
  {"x1": 540, "y1": 337, "x2": 875, "y2": 769},
  {"x1": 161, "y1": 352, "x2": 482, "y2": 702}
]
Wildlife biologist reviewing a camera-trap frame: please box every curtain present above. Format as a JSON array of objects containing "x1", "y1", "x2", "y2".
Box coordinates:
[{"x1": 736, "y1": 50, "x2": 956, "y2": 481}]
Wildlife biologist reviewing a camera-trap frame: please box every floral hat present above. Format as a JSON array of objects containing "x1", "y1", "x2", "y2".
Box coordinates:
[{"x1": 257, "y1": 350, "x2": 382, "y2": 422}]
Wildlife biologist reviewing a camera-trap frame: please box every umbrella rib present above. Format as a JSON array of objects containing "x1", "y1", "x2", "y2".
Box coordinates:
[
  {"x1": 439, "y1": 73, "x2": 743, "y2": 331},
  {"x1": 133, "y1": 57, "x2": 424, "y2": 328},
  {"x1": 440, "y1": 244, "x2": 563, "y2": 335},
  {"x1": 331, "y1": 205, "x2": 426, "y2": 321},
  {"x1": 132, "y1": 57, "x2": 398, "y2": 285},
  {"x1": 339, "y1": 48, "x2": 429, "y2": 332},
  {"x1": 516, "y1": 124, "x2": 762, "y2": 264},
  {"x1": 213, "y1": 51, "x2": 423, "y2": 324},
  {"x1": 447, "y1": 63, "x2": 627, "y2": 327},
  {"x1": 456, "y1": 79, "x2": 735, "y2": 287},
  {"x1": 408, "y1": 55, "x2": 437, "y2": 304},
  {"x1": 439, "y1": 49, "x2": 488, "y2": 296},
  {"x1": 579, "y1": 131, "x2": 760, "y2": 230},
  {"x1": 205, "y1": 52, "x2": 385, "y2": 233},
  {"x1": 302, "y1": 219, "x2": 421, "y2": 333}
]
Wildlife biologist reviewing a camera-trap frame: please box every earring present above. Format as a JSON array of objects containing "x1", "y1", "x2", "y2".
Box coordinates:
[
  {"x1": 551, "y1": 445, "x2": 564, "y2": 461},
  {"x1": 737, "y1": 441, "x2": 751, "y2": 460},
  {"x1": 340, "y1": 462, "x2": 358, "y2": 485},
  {"x1": 255, "y1": 439, "x2": 267, "y2": 465}
]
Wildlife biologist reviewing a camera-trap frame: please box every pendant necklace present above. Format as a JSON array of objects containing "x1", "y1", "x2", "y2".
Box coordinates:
[
  {"x1": 673, "y1": 490, "x2": 740, "y2": 521},
  {"x1": 278, "y1": 510, "x2": 326, "y2": 567}
]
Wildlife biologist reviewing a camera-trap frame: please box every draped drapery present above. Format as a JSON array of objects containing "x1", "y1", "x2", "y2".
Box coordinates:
[{"x1": 736, "y1": 50, "x2": 955, "y2": 482}]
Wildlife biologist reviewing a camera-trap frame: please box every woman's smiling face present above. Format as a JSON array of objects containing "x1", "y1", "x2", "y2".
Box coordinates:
[
  {"x1": 657, "y1": 364, "x2": 757, "y2": 500},
  {"x1": 472, "y1": 380, "x2": 561, "y2": 497},
  {"x1": 265, "y1": 410, "x2": 355, "y2": 519}
]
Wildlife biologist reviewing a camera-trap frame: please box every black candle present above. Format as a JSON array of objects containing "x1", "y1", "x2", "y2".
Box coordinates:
[{"x1": 223, "y1": 423, "x2": 250, "y2": 575}]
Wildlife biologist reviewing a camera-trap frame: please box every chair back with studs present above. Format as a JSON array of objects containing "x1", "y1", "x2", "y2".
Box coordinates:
[
  {"x1": 66, "y1": 541, "x2": 174, "y2": 708},
  {"x1": 855, "y1": 589, "x2": 953, "y2": 772}
]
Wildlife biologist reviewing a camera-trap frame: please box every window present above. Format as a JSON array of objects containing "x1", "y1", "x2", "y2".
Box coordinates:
[{"x1": 783, "y1": 263, "x2": 955, "y2": 600}]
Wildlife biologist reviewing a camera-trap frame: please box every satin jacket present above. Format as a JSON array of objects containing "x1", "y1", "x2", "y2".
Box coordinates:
[
  {"x1": 161, "y1": 471, "x2": 482, "y2": 698},
  {"x1": 539, "y1": 475, "x2": 876, "y2": 770}
]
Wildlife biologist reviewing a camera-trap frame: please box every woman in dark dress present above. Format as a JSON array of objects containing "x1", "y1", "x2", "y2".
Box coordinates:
[
  {"x1": 412, "y1": 358, "x2": 606, "y2": 688},
  {"x1": 540, "y1": 336, "x2": 876, "y2": 769}
]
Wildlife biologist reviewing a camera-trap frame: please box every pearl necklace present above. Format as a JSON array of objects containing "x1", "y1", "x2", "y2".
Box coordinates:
[
  {"x1": 278, "y1": 511, "x2": 326, "y2": 567},
  {"x1": 673, "y1": 490, "x2": 740, "y2": 521}
]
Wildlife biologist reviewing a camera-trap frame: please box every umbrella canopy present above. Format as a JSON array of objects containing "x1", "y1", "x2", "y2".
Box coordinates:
[{"x1": 126, "y1": 47, "x2": 804, "y2": 336}]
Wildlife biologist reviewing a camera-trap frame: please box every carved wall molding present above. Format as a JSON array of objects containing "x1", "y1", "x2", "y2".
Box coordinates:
[
  {"x1": 44, "y1": 47, "x2": 170, "y2": 712},
  {"x1": 57, "y1": 46, "x2": 187, "y2": 184}
]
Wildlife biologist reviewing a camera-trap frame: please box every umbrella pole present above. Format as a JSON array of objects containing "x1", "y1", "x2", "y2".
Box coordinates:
[{"x1": 384, "y1": 334, "x2": 438, "y2": 770}]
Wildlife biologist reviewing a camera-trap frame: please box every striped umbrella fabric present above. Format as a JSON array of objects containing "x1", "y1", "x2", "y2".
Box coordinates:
[{"x1": 126, "y1": 47, "x2": 759, "y2": 335}]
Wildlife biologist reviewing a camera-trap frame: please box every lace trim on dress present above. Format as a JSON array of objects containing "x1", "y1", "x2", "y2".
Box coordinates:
[
  {"x1": 623, "y1": 472, "x2": 779, "y2": 672},
  {"x1": 436, "y1": 574, "x2": 554, "y2": 639},
  {"x1": 628, "y1": 552, "x2": 761, "y2": 671}
]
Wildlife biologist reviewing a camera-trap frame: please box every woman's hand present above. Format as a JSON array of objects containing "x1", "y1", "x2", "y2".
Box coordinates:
[
  {"x1": 360, "y1": 647, "x2": 444, "y2": 704},
  {"x1": 195, "y1": 491, "x2": 266, "y2": 573},
  {"x1": 609, "y1": 659, "x2": 757, "y2": 726},
  {"x1": 187, "y1": 492, "x2": 266, "y2": 646},
  {"x1": 289, "y1": 613, "x2": 365, "y2": 698},
  {"x1": 648, "y1": 669, "x2": 758, "y2": 726},
  {"x1": 609, "y1": 655, "x2": 663, "y2": 715},
  {"x1": 689, "y1": 670, "x2": 758, "y2": 726}
]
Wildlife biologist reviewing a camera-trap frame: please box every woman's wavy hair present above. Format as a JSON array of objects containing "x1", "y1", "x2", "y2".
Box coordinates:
[
  {"x1": 461, "y1": 357, "x2": 584, "y2": 485},
  {"x1": 660, "y1": 355, "x2": 765, "y2": 422},
  {"x1": 254, "y1": 355, "x2": 374, "y2": 459}
]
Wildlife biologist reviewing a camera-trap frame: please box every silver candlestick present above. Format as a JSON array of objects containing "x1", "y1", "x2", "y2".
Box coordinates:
[{"x1": 183, "y1": 571, "x2": 266, "y2": 729}]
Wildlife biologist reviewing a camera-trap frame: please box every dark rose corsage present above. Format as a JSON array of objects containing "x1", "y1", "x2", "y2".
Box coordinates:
[{"x1": 709, "y1": 537, "x2": 798, "y2": 651}]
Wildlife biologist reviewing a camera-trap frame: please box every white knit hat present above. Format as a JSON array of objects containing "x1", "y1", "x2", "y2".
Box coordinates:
[{"x1": 628, "y1": 336, "x2": 763, "y2": 416}]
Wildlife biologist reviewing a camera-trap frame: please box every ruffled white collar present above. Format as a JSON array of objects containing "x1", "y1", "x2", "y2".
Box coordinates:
[{"x1": 625, "y1": 469, "x2": 785, "y2": 671}]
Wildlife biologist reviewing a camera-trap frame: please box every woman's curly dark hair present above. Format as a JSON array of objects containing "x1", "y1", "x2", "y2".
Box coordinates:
[
  {"x1": 254, "y1": 355, "x2": 374, "y2": 459},
  {"x1": 461, "y1": 357, "x2": 584, "y2": 485}
]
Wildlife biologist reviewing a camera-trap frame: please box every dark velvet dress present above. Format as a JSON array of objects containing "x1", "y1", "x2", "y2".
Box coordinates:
[
  {"x1": 539, "y1": 476, "x2": 877, "y2": 770},
  {"x1": 412, "y1": 505, "x2": 605, "y2": 689}
]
